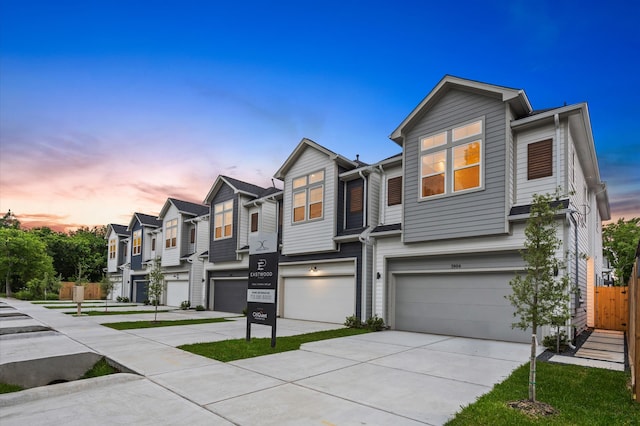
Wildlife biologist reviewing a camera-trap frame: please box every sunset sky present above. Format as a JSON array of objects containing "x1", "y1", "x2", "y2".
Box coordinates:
[{"x1": 1, "y1": 1, "x2": 638, "y2": 232}]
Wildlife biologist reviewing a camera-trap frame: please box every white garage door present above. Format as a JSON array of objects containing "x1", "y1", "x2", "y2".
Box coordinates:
[
  {"x1": 166, "y1": 280, "x2": 189, "y2": 307},
  {"x1": 394, "y1": 272, "x2": 529, "y2": 343},
  {"x1": 283, "y1": 276, "x2": 355, "y2": 323}
]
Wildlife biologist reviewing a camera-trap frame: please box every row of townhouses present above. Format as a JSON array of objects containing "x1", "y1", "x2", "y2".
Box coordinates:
[{"x1": 105, "y1": 76, "x2": 610, "y2": 343}]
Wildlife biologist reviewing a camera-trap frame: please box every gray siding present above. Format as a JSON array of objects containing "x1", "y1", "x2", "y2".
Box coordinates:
[
  {"x1": 209, "y1": 184, "x2": 238, "y2": 263},
  {"x1": 403, "y1": 89, "x2": 508, "y2": 242}
]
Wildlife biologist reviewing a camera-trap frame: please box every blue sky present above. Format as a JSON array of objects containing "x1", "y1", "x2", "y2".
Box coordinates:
[{"x1": 1, "y1": 0, "x2": 638, "y2": 231}]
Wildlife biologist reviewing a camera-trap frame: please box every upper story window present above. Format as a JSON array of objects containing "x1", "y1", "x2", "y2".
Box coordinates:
[
  {"x1": 527, "y1": 139, "x2": 553, "y2": 180},
  {"x1": 132, "y1": 230, "x2": 142, "y2": 256},
  {"x1": 387, "y1": 176, "x2": 402, "y2": 206},
  {"x1": 109, "y1": 239, "x2": 116, "y2": 259},
  {"x1": 349, "y1": 185, "x2": 363, "y2": 213},
  {"x1": 250, "y1": 212, "x2": 259, "y2": 233},
  {"x1": 214, "y1": 200, "x2": 233, "y2": 239},
  {"x1": 151, "y1": 237, "x2": 156, "y2": 251},
  {"x1": 420, "y1": 119, "x2": 483, "y2": 198},
  {"x1": 292, "y1": 170, "x2": 324, "y2": 223},
  {"x1": 190, "y1": 227, "x2": 196, "y2": 244},
  {"x1": 165, "y1": 218, "x2": 178, "y2": 248}
]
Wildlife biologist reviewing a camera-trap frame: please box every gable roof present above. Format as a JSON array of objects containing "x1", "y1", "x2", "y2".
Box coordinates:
[
  {"x1": 204, "y1": 175, "x2": 279, "y2": 204},
  {"x1": 273, "y1": 138, "x2": 360, "y2": 179},
  {"x1": 105, "y1": 223, "x2": 128, "y2": 239},
  {"x1": 127, "y1": 212, "x2": 161, "y2": 231},
  {"x1": 390, "y1": 75, "x2": 532, "y2": 144},
  {"x1": 158, "y1": 197, "x2": 209, "y2": 219}
]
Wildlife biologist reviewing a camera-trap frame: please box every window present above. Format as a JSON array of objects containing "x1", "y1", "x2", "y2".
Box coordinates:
[
  {"x1": 214, "y1": 200, "x2": 233, "y2": 239},
  {"x1": 190, "y1": 227, "x2": 196, "y2": 244},
  {"x1": 420, "y1": 119, "x2": 483, "y2": 198},
  {"x1": 151, "y1": 238, "x2": 156, "y2": 251},
  {"x1": 109, "y1": 239, "x2": 116, "y2": 259},
  {"x1": 387, "y1": 176, "x2": 402, "y2": 206},
  {"x1": 165, "y1": 218, "x2": 178, "y2": 248},
  {"x1": 292, "y1": 170, "x2": 324, "y2": 223},
  {"x1": 527, "y1": 139, "x2": 553, "y2": 180},
  {"x1": 132, "y1": 230, "x2": 142, "y2": 256},
  {"x1": 250, "y1": 212, "x2": 259, "y2": 233},
  {"x1": 350, "y1": 186, "x2": 363, "y2": 213}
]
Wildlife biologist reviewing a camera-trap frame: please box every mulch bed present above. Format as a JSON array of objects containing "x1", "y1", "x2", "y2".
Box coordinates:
[
  {"x1": 507, "y1": 399, "x2": 558, "y2": 417},
  {"x1": 537, "y1": 328, "x2": 592, "y2": 362}
]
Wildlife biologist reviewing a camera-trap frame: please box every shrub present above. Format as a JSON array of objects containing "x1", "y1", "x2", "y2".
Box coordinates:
[
  {"x1": 116, "y1": 296, "x2": 122, "y2": 302},
  {"x1": 543, "y1": 330, "x2": 569, "y2": 351},
  {"x1": 195, "y1": 305, "x2": 205, "y2": 311},
  {"x1": 180, "y1": 300, "x2": 191, "y2": 310},
  {"x1": 13, "y1": 290, "x2": 33, "y2": 300},
  {"x1": 143, "y1": 299, "x2": 151, "y2": 305},
  {"x1": 344, "y1": 315, "x2": 363, "y2": 329},
  {"x1": 365, "y1": 314, "x2": 386, "y2": 331}
]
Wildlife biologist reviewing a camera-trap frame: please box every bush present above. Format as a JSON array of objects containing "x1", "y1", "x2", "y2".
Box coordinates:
[
  {"x1": 143, "y1": 299, "x2": 151, "y2": 305},
  {"x1": 117, "y1": 296, "x2": 130, "y2": 303},
  {"x1": 344, "y1": 315, "x2": 363, "y2": 329},
  {"x1": 345, "y1": 314, "x2": 386, "y2": 331},
  {"x1": 195, "y1": 305, "x2": 205, "y2": 311},
  {"x1": 365, "y1": 314, "x2": 386, "y2": 331},
  {"x1": 13, "y1": 290, "x2": 33, "y2": 300},
  {"x1": 543, "y1": 330, "x2": 569, "y2": 351},
  {"x1": 180, "y1": 300, "x2": 191, "y2": 310}
]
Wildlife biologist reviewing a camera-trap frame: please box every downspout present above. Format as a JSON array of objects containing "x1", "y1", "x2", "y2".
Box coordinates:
[
  {"x1": 554, "y1": 114, "x2": 561, "y2": 189},
  {"x1": 358, "y1": 169, "x2": 369, "y2": 320},
  {"x1": 568, "y1": 210, "x2": 579, "y2": 345}
]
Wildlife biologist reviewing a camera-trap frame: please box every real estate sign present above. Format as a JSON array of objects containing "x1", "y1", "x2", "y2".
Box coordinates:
[{"x1": 246, "y1": 232, "x2": 278, "y2": 346}]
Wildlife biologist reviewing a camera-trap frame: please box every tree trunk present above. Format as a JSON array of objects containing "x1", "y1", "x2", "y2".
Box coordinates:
[{"x1": 529, "y1": 329, "x2": 537, "y2": 402}]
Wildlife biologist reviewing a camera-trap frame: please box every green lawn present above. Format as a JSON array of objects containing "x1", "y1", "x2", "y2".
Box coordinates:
[
  {"x1": 179, "y1": 327, "x2": 370, "y2": 362},
  {"x1": 103, "y1": 317, "x2": 234, "y2": 330},
  {"x1": 0, "y1": 383, "x2": 23, "y2": 394},
  {"x1": 446, "y1": 361, "x2": 639, "y2": 425},
  {"x1": 66, "y1": 309, "x2": 172, "y2": 316}
]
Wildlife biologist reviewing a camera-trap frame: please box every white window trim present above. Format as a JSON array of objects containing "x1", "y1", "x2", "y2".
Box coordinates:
[
  {"x1": 419, "y1": 117, "x2": 485, "y2": 200},
  {"x1": 214, "y1": 200, "x2": 233, "y2": 240},
  {"x1": 292, "y1": 169, "x2": 325, "y2": 224},
  {"x1": 165, "y1": 218, "x2": 178, "y2": 249},
  {"x1": 132, "y1": 230, "x2": 142, "y2": 256}
]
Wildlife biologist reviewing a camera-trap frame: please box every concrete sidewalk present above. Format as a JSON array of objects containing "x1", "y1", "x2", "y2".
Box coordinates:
[
  {"x1": 549, "y1": 329, "x2": 626, "y2": 371},
  {"x1": 1, "y1": 298, "x2": 534, "y2": 425}
]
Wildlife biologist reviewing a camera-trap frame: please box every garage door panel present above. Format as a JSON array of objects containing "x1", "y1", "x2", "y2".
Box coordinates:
[
  {"x1": 395, "y1": 272, "x2": 529, "y2": 343},
  {"x1": 283, "y1": 277, "x2": 354, "y2": 324},
  {"x1": 166, "y1": 281, "x2": 189, "y2": 307},
  {"x1": 214, "y1": 280, "x2": 247, "y2": 314}
]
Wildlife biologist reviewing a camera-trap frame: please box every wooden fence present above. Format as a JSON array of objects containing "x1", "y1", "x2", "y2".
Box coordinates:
[
  {"x1": 628, "y1": 242, "x2": 640, "y2": 402},
  {"x1": 595, "y1": 286, "x2": 629, "y2": 331},
  {"x1": 59, "y1": 282, "x2": 103, "y2": 300}
]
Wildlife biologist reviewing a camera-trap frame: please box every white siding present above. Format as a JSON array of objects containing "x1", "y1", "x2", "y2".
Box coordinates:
[
  {"x1": 282, "y1": 148, "x2": 337, "y2": 255},
  {"x1": 368, "y1": 171, "x2": 381, "y2": 228},
  {"x1": 238, "y1": 194, "x2": 251, "y2": 248},
  {"x1": 381, "y1": 166, "x2": 403, "y2": 225},
  {"x1": 190, "y1": 216, "x2": 209, "y2": 307},
  {"x1": 106, "y1": 229, "x2": 119, "y2": 273},
  {"x1": 161, "y1": 204, "x2": 181, "y2": 267},
  {"x1": 261, "y1": 200, "x2": 278, "y2": 233},
  {"x1": 514, "y1": 120, "x2": 566, "y2": 205}
]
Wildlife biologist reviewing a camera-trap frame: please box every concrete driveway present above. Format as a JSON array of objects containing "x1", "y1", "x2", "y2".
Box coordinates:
[{"x1": 1, "y1": 299, "x2": 533, "y2": 425}]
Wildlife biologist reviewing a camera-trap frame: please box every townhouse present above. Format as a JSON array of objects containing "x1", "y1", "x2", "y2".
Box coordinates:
[{"x1": 104, "y1": 75, "x2": 609, "y2": 343}]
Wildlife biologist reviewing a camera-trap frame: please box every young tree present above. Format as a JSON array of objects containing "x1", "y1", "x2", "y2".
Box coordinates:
[
  {"x1": 100, "y1": 274, "x2": 116, "y2": 312},
  {"x1": 603, "y1": 217, "x2": 640, "y2": 286},
  {"x1": 146, "y1": 257, "x2": 166, "y2": 322},
  {"x1": 507, "y1": 192, "x2": 570, "y2": 403}
]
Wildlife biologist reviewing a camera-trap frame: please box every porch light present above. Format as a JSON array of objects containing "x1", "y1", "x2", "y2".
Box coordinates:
[{"x1": 309, "y1": 266, "x2": 318, "y2": 273}]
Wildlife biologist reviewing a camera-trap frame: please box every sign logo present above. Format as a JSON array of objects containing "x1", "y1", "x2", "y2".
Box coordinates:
[
  {"x1": 256, "y1": 239, "x2": 269, "y2": 251},
  {"x1": 257, "y1": 258, "x2": 267, "y2": 271}
]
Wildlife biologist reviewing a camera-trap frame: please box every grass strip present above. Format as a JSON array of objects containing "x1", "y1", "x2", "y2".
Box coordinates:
[
  {"x1": 80, "y1": 358, "x2": 119, "y2": 379},
  {"x1": 46, "y1": 304, "x2": 139, "y2": 309},
  {"x1": 445, "y1": 361, "x2": 639, "y2": 425},
  {"x1": 179, "y1": 327, "x2": 370, "y2": 362},
  {"x1": 104, "y1": 317, "x2": 234, "y2": 330},
  {"x1": 0, "y1": 383, "x2": 23, "y2": 394},
  {"x1": 66, "y1": 309, "x2": 172, "y2": 316}
]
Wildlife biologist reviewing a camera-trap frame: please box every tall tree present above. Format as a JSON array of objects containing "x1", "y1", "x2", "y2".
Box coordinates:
[
  {"x1": 507, "y1": 192, "x2": 570, "y2": 403},
  {"x1": 0, "y1": 210, "x2": 20, "y2": 229},
  {"x1": 603, "y1": 217, "x2": 640, "y2": 286},
  {"x1": 147, "y1": 257, "x2": 166, "y2": 322},
  {"x1": 1, "y1": 228, "x2": 55, "y2": 294}
]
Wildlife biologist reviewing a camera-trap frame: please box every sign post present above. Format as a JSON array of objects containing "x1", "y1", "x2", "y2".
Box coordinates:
[{"x1": 246, "y1": 232, "x2": 278, "y2": 347}]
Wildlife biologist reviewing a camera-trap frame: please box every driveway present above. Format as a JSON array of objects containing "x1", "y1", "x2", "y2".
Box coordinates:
[{"x1": 0, "y1": 299, "x2": 533, "y2": 425}]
